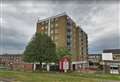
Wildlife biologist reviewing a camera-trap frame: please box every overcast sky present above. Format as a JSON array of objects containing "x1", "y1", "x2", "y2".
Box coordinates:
[{"x1": 0, "y1": 0, "x2": 120, "y2": 54}]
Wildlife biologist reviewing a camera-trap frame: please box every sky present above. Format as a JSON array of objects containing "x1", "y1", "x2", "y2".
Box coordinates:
[{"x1": 0, "y1": 0, "x2": 120, "y2": 54}]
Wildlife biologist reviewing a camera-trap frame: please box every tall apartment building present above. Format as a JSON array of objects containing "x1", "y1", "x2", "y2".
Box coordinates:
[{"x1": 36, "y1": 13, "x2": 88, "y2": 70}]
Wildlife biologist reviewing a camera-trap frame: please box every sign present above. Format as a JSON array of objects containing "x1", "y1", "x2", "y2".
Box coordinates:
[
  {"x1": 102, "y1": 53, "x2": 113, "y2": 61},
  {"x1": 59, "y1": 57, "x2": 70, "y2": 72},
  {"x1": 63, "y1": 58, "x2": 69, "y2": 70}
]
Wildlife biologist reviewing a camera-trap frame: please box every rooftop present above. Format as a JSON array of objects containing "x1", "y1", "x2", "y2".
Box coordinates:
[
  {"x1": 37, "y1": 12, "x2": 86, "y2": 34},
  {"x1": 89, "y1": 54, "x2": 101, "y2": 56},
  {"x1": 103, "y1": 49, "x2": 120, "y2": 54},
  {"x1": 0, "y1": 54, "x2": 22, "y2": 56},
  {"x1": 37, "y1": 12, "x2": 67, "y2": 23}
]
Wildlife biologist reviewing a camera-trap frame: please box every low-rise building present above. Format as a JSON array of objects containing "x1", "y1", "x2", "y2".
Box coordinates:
[
  {"x1": 0, "y1": 54, "x2": 23, "y2": 70},
  {"x1": 0, "y1": 54, "x2": 34, "y2": 71},
  {"x1": 103, "y1": 49, "x2": 120, "y2": 61},
  {"x1": 88, "y1": 54, "x2": 102, "y2": 70},
  {"x1": 102, "y1": 49, "x2": 120, "y2": 74},
  {"x1": 0, "y1": 54, "x2": 22, "y2": 65}
]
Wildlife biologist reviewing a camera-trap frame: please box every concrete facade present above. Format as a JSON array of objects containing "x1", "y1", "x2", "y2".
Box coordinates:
[
  {"x1": 102, "y1": 49, "x2": 120, "y2": 74},
  {"x1": 88, "y1": 54, "x2": 102, "y2": 70}
]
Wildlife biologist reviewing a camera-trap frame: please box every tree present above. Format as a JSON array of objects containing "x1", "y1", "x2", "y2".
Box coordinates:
[
  {"x1": 23, "y1": 32, "x2": 56, "y2": 71},
  {"x1": 56, "y1": 48, "x2": 72, "y2": 61}
]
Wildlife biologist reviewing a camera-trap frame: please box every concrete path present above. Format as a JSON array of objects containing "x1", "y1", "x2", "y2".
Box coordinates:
[{"x1": 0, "y1": 78, "x2": 16, "y2": 82}]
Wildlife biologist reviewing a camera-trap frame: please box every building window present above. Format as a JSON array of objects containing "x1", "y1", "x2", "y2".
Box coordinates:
[
  {"x1": 41, "y1": 21, "x2": 44, "y2": 25},
  {"x1": 81, "y1": 30, "x2": 83, "y2": 33},
  {"x1": 67, "y1": 42, "x2": 71, "y2": 46},
  {"x1": 55, "y1": 24, "x2": 58, "y2": 27},
  {"x1": 41, "y1": 27, "x2": 44, "y2": 30},
  {"x1": 81, "y1": 47, "x2": 83, "y2": 51},
  {"x1": 45, "y1": 20, "x2": 48, "y2": 24},
  {"x1": 67, "y1": 29, "x2": 71, "y2": 32},
  {"x1": 67, "y1": 32, "x2": 71, "y2": 36},
  {"x1": 51, "y1": 30, "x2": 54, "y2": 34},
  {"x1": 67, "y1": 38, "x2": 71, "y2": 43},
  {"x1": 54, "y1": 36, "x2": 58, "y2": 40},
  {"x1": 55, "y1": 18, "x2": 58, "y2": 22},
  {"x1": 67, "y1": 22, "x2": 71, "y2": 25},
  {"x1": 67, "y1": 35, "x2": 71, "y2": 38},
  {"x1": 51, "y1": 18, "x2": 54, "y2": 22},
  {"x1": 45, "y1": 26, "x2": 48, "y2": 29},
  {"x1": 82, "y1": 52, "x2": 83, "y2": 55},
  {"x1": 81, "y1": 43, "x2": 83, "y2": 45}
]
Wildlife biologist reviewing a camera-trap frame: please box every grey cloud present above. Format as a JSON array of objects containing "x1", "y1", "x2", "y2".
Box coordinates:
[
  {"x1": 1, "y1": 0, "x2": 119, "y2": 54},
  {"x1": 89, "y1": 32, "x2": 120, "y2": 54},
  {"x1": 0, "y1": 29, "x2": 26, "y2": 53},
  {"x1": 2, "y1": 0, "x2": 118, "y2": 4},
  {"x1": 0, "y1": 27, "x2": 28, "y2": 50}
]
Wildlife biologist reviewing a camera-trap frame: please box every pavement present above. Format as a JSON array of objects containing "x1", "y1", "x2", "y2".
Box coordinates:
[{"x1": 0, "y1": 78, "x2": 16, "y2": 82}]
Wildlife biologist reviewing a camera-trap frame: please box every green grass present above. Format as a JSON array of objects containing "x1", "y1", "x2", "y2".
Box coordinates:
[
  {"x1": 0, "y1": 70, "x2": 120, "y2": 82},
  {"x1": 69, "y1": 72, "x2": 120, "y2": 81}
]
